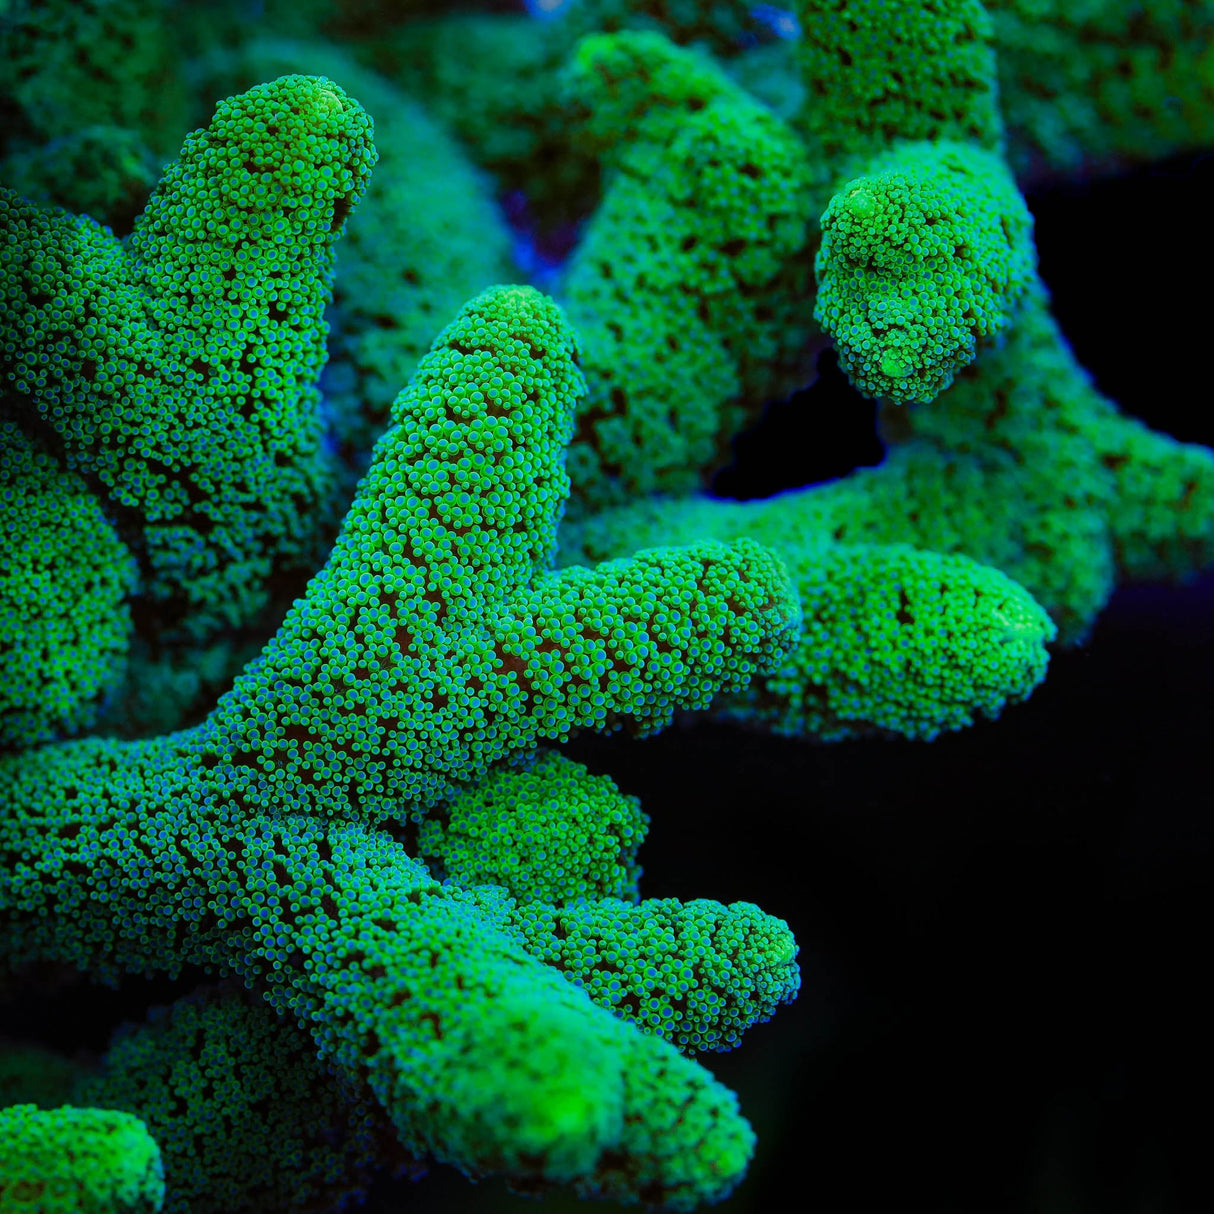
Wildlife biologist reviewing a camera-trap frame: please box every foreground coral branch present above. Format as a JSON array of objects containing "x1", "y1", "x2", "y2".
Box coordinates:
[
  {"x1": 1, "y1": 281, "x2": 800, "y2": 1210},
  {"x1": 1, "y1": 74, "x2": 375, "y2": 644}
]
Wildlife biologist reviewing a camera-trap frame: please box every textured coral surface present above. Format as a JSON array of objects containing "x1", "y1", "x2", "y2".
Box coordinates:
[{"x1": 1, "y1": 1, "x2": 1211, "y2": 1212}]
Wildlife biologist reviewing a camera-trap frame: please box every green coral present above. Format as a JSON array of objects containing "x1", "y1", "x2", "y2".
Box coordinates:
[
  {"x1": 0, "y1": 284, "x2": 800, "y2": 1209},
  {"x1": 3, "y1": 2, "x2": 1213, "y2": 1209},
  {"x1": 0, "y1": 740, "x2": 758, "y2": 1207},
  {"x1": 74, "y1": 988, "x2": 405, "y2": 1214},
  {"x1": 561, "y1": 501, "x2": 1056, "y2": 741},
  {"x1": 201, "y1": 285, "x2": 798, "y2": 821},
  {"x1": 0, "y1": 126, "x2": 160, "y2": 234},
  {"x1": 987, "y1": 0, "x2": 1214, "y2": 179},
  {"x1": 416, "y1": 750, "x2": 649, "y2": 907},
  {"x1": 511, "y1": 896, "x2": 799, "y2": 1053},
  {"x1": 0, "y1": 1103, "x2": 164, "y2": 1214},
  {"x1": 0, "y1": 0, "x2": 186, "y2": 159},
  {"x1": 0, "y1": 417, "x2": 136, "y2": 748},
  {"x1": 190, "y1": 39, "x2": 514, "y2": 469},
  {"x1": 561, "y1": 30, "x2": 815, "y2": 510},
  {"x1": 366, "y1": 14, "x2": 598, "y2": 231},
  {"x1": 0, "y1": 73, "x2": 375, "y2": 640},
  {"x1": 792, "y1": 0, "x2": 1003, "y2": 170},
  {"x1": 814, "y1": 140, "x2": 1036, "y2": 404}
]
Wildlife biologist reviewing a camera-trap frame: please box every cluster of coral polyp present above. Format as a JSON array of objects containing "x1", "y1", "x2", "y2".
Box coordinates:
[{"x1": 2, "y1": 2, "x2": 1213, "y2": 1212}]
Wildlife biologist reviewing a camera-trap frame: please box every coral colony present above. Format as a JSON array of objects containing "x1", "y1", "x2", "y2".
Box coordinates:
[{"x1": 1, "y1": 1, "x2": 1212, "y2": 1210}]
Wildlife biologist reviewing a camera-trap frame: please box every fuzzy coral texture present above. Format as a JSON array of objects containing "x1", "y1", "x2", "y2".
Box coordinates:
[{"x1": 1, "y1": 1, "x2": 1211, "y2": 1212}]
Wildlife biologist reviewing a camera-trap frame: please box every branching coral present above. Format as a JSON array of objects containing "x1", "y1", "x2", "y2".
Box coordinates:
[
  {"x1": 2, "y1": 1, "x2": 1212, "y2": 1210},
  {"x1": 557, "y1": 0, "x2": 1213, "y2": 733},
  {"x1": 1, "y1": 270, "x2": 800, "y2": 1208}
]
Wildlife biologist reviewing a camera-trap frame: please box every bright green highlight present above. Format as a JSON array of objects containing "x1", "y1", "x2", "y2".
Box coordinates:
[{"x1": 0, "y1": 1104, "x2": 164, "y2": 1214}]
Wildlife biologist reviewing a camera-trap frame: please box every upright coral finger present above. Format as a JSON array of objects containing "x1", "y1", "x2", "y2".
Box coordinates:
[
  {"x1": 199, "y1": 285, "x2": 798, "y2": 823},
  {"x1": 0, "y1": 74, "x2": 376, "y2": 638},
  {"x1": 189, "y1": 37, "x2": 515, "y2": 470},
  {"x1": 815, "y1": 141, "x2": 1036, "y2": 403},
  {"x1": 561, "y1": 31, "x2": 817, "y2": 509}
]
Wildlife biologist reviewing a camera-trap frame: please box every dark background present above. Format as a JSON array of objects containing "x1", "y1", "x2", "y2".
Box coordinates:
[{"x1": 3, "y1": 136, "x2": 1211, "y2": 1214}]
